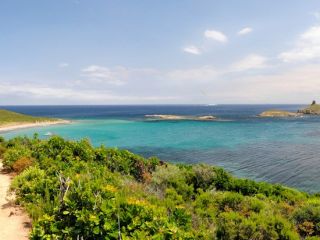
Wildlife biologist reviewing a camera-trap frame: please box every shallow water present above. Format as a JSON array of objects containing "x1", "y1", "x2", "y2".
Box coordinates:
[{"x1": 1, "y1": 104, "x2": 320, "y2": 193}]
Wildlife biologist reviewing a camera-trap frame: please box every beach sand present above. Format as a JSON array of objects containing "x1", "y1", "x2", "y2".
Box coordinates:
[{"x1": 0, "y1": 120, "x2": 71, "y2": 133}]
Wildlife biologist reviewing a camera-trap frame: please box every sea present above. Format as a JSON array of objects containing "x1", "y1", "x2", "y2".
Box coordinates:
[{"x1": 1, "y1": 104, "x2": 320, "y2": 193}]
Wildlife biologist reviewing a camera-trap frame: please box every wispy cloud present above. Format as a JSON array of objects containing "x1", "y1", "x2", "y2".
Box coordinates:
[
  {"x1": 279, "y1": 25, "x2": 320, "y2": 62},
  {"x1": 204, "y1": 29, "x2": 228, "y2": 43},
  {"x1": 238, "y1": 27, "x2": 253, "y2": 35},
  {"x1": 59, "y1": 62, "x2": 69, "y2": 68},
  {"x1": 0, "y1": 82, "x2": 178, "y2": 104},
  {"x1": 231, "y1": 54, "x2": 268, "y2": 71},
  {"x1": 167, "y1": 66, "x2": 218, "y2": 82},
  {"x1": 183, "y1": 45, "x2": 201, "y2": 55},
  {"x1": 82, "y1": 65, "x2": 126, "y2": 86},
  {"x1": 311, "y1": 11, "x2": 320, "y2": 20},
  {"x1": 225, "y1": 64, "x2": 320, "y2": 103}
]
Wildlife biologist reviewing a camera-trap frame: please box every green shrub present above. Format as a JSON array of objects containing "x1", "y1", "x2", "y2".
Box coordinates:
[
  {"x1": 0, "y1": 144, "x2": 6, "y2": 158},
  {"x1": 192, "y1": 164, "x2": 216, "y2": 190},
  {"x1": 152, "y1": 164, "x2": 193, "y2": 199},
  {"x1": 3, "y1": 146, "x2": 31, "y2": 169},
  {"x1": 293, "y1": 200, "x2": 320, "y2": 237},
  {"x1": 4, "y1": 136, "x2": 320, "y2": 239}
]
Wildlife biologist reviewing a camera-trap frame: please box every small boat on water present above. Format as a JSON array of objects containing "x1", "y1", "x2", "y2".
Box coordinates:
[{"x1": 44, "y1": 132, "x2": 53, "y2": 136}]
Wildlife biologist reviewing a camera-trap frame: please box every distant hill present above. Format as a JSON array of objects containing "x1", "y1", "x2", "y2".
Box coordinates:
[{"x1": 0, "y1": 109, "x2": 55, "y2": 126}]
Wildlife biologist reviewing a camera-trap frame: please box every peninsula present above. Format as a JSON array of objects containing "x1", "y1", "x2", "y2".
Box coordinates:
[{"x1": 0, "y1": 109, "x2": 70, "y2": 132}]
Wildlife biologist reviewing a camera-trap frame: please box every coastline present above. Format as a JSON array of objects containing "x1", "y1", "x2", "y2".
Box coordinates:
[{"x1": 0, "y1": 119, "x2": 71, "y2": 133}]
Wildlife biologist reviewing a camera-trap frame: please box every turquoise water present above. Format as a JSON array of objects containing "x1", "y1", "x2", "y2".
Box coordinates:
[{"x1": 1, "y1": 105, "x2": 320, "y2": 192}]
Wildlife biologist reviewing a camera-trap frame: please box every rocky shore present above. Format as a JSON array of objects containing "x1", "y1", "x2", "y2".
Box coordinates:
[
  {"x1": 258, "y1": 110, "x2": 301, "y2": 118},
  {"x1": 145, "y1": 114, "x2": 217, "y2": 121},
  {"x1": 297, "y1": 101, "x2": 320, "y2": 115}
]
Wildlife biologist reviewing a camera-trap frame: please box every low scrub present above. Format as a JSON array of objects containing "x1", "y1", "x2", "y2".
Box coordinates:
[{"x1": 0, "y1": 135, "x2": 319, "y2": 239}]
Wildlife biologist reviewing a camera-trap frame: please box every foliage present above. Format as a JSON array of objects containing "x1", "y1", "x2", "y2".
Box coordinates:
[
  {"x1": 3, "y1": 145, "x2": 32, "y2": 169},
  {"x1": 0, "y1": 135, "x2": 319, "y2": 239},
  {"x1": 12, "y1": 156, "x2": 33, "y2": 173}
]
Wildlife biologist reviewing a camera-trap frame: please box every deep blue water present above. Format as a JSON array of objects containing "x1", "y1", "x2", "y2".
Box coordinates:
[{"x1": 1, "y1": 104, "x2": 320, "y2": 193}]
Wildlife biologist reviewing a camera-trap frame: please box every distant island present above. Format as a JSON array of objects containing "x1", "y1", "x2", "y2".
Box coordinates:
[
  {"x1": 258, "y1": 110, "x2": 301, "y2": 118},
  {"x1": 259, "y1": 101, "x2": 320, "y2": 117},
  {"x1": 145, "y1": 114, "x2": 217, "y2": 121},
  {"x1": 0, "y1": 109, "x2": 70, "y2": 132}
]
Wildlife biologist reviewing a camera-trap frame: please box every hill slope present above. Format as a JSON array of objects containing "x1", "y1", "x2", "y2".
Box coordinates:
[{"x1": 0, "y1": 109, "x2": 54, "y2": 126}]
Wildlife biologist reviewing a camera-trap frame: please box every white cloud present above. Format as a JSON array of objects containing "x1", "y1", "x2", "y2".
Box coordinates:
[
  {"x1": 167, "y1": 66, "x2": 218, "y2": 81},
  {"x1": 82, "y1": 65, "x2": 126, "y2": 85},
  {"x1": 311, "y1": 11, "x2": 320, "y2": 20},
  {"x1": 59, "y1": 62, "x2": 69, "y2": 68},
  {"x1": 183, "y1": 45, "x2": 201, "y2": 55},
  {"x1": 204, "y1": 29, "x2": 228, "y2": 43},
  {"x1": 80, "y1": 65, "x2": 160, "y2": 87},
  {"x1": 238, "y1": 27, "x2": 253, "y2": 35},
  {"x1": 0, "y1": 83, "x2": 178, "y2": 104},
  {"x1": 279, "y1": 25, "x2": 320, "y2": 62},
  {"x1": 226, "y1": 64, "x2": 320, "y2": 103},
  {"x1": 231, "y1": 54, "x2": 268, "y2": 71}
]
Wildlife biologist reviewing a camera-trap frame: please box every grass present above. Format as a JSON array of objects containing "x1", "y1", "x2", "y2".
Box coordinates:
[{"x1": 0, "y1": 109, "x2": 56, "y2": 126}]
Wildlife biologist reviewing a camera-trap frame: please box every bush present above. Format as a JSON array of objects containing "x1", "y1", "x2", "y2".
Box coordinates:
[
  {"x1": 5, "y1": 136, "x2": 320, "y2": 239},
  {"x1": 293, "y1": 200, "x2": 320, "y2": 237},
  {"x1": 216, "y1": 211, "x2": 299, "y2": 240},
  {"x1": 152, "y1": 165, "x2": 193, "y2": 199},
  {"x1": 192, "y1": 164, "x2": 216, "y2": 190},
  {"x1": 12, "y1": 157, "x2": 33, "y2": 173},
  {"x1": 0, "y1": 144, "x2": 6, "y2": 158},
  {"x1": 3, "y1": 146, "x2": 31, "y2": 169}
]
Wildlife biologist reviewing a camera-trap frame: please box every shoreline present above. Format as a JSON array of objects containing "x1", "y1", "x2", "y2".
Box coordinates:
[{"x1": 0, "y1": 119, "x2": 71, "y2": 133}]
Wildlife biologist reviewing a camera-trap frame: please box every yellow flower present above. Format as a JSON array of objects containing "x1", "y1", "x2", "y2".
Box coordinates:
[
  {"x1": 176, "y1": 205, "x2": 185, "y2": 209},
  {"x1": 104, "y1": 184, "x2": 117, "y2": 193},
  {"x1": 127, "y1": 197, "x2": 149, "y2": 207}
]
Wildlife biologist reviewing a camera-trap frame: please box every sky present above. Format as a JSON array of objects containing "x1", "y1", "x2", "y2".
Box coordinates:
[{"x1": 1, "y1": 0, "x2": 320, "y2": 105}]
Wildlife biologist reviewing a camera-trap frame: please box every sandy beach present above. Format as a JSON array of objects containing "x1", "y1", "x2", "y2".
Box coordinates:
[{"x1": 0, "y1": 120, "x2": 71, "y2": 133}]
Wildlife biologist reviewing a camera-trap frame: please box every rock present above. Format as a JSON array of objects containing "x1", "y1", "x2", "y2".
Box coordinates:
[
  {"x1": 258, "y1": 110, "x2": 300, "y2": 118},
  {"x1": 145, "y1": 114, "x2": 217, "y2": 121},
  {"x1": 196, "y1": 115, "x2": 217, "y2": 120}
]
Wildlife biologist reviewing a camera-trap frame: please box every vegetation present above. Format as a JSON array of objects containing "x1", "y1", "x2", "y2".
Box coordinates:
[
  {"x1": 0, "y1": 109, "x2": 55, "y2": 126},
  {"x1": 1, "y1": 135, "x2": 320, "y2": 239}
]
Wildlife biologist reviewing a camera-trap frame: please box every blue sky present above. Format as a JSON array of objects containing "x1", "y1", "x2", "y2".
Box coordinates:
[{"x1": 1, "y1": 0, "x2": 320, "y2": 104}]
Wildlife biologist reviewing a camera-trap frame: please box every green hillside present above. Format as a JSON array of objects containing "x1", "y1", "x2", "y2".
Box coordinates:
[
  {"x1": 1, "y1": 135, "x2": 320, "y2": 239},
  {"x1": 0, "y1": 109, "x2": 55, "y2": 125}
]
